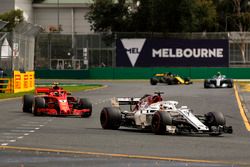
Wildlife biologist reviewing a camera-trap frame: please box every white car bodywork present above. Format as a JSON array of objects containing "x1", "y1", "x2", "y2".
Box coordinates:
[
  {"x1": 212, "y1": 75, "x2": 228, "y2": 87},
  {"x1": 204, "y1": 75, "x2": 233, "y2": 88},
  {"x1": 112, "y1": 97, "x2": 209, "y2": 133}
]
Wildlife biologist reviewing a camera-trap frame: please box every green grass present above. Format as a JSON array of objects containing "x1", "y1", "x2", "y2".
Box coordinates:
[{"x1": 0, "y1": 84, "x2": 103, "y2": 100}]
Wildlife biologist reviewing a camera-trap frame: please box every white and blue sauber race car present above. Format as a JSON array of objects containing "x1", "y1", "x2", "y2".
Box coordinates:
[
  {"x1": 204, "y1": 73, "x2": 233, "y2": 88},
  {"x1": 100, "y1": 92, "x2": 233, "y2": 136}
]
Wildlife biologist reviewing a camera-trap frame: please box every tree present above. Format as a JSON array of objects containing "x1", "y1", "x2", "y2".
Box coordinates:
[
  {"x1": 86, "y1": 0, "x2": 219, "y2": 33},
  {"x1": 179, "y1": 0, "x2": 218, "y2": 32},
  {"x1": 218, "y1": 0, "x2": 250, "y2": 63},
  {"x1": 85, "y1": 0, "x2": 129, "y2": 33},
  {"x1": 0, "y1": 9, "x2": 24, "y2": 32},
  {"x1": 217, "y1": 0, "x2": 250, "y2": 31}
]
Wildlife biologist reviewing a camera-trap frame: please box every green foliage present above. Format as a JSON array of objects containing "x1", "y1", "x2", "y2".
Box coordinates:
[
  {"x1": 86, "y1": 0, "x2": 250, "y2": 33},
  {"x1": 0, "y1": 9, "x2": 24, "y2": 32},
  {"x1": 217, "y1": 0, "x2": 250, "y2": 31},
  {"x1": 86, "y1": 0, "x2": 129, "y2": 32}
]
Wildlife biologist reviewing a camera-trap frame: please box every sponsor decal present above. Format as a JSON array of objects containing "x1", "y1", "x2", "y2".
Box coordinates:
[
  {"x1": 152, "y1": 48, "x2": 224, "y2": 58},
  {"x1": 117, "y1": 39, "x2": 229, "y2": 67},
  {"x1": 120, "y1": 39, "x2": 146, "y2": 67}
]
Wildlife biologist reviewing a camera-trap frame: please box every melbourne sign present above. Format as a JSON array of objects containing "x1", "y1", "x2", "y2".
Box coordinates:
[{"x1": 116, "y1": 38, "x2": 229, "y2": 67}]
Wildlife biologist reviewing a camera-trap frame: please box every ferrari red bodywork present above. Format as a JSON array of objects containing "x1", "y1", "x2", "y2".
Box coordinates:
[{"x1": 23, "y1": 85, "x2": 92, "y2": 117}]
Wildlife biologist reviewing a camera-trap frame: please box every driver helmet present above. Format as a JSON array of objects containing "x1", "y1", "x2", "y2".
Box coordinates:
[
  {"x1": 217, "y1": 71, "x2": 221, "y2": 76},
  {"x1": 52, "y1": 82, "x2": 60, "y2": 90}
]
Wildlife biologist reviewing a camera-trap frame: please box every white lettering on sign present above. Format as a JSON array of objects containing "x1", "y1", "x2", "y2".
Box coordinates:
[{"x1": 152, "y1": 48, "x2": 224, "y2": 58}]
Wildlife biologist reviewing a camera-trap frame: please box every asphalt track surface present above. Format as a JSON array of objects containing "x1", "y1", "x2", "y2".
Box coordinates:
[{"x1": 0, "y1": 80, "x2": 249, "y2": 167}]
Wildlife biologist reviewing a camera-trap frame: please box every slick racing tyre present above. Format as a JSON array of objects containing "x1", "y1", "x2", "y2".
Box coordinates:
[
  {"x1": 227, "y1": 79, "x2": 233, "y2": 88},
  {"x1": 167, "y1": 78, "x2": 175, "y2": 85},
  {"x1": 100, "y1": 107, "x2": 121, "y2": 130},
  {"x1": 33, "y1": 97, "x2": 45, "y2": 116},
  {"x1": 78, "y1": 98, "x2": 92, "y2": 118},
  {"x1": 23, "y1": 95, "x2": 34, "y2": 113},
  {"x1": 204, "y1": 80, "x2": 210, "y2": 88},
  {"x1": 150, "y1": 78, "x2": 158, "y2": 85},
  {"x1": 152, "y1": 111, "x2": 172, "y2": 135},
  {"x1": 205, "y1": 111, "x2": 226, "y2": 126},
  {"x1": 205, "y1": 112, "x2": 226, "y2": 136}
]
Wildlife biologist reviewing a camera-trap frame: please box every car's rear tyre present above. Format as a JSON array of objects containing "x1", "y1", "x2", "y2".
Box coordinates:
[
  {"x1": 204, "y1": 80, "x2": 209, "y2": 88},
  {"x1": 23, "y1": 95, "x2": 34, "y2": 113},
  {"x1": 167, "y1": 78, "x2": 176, "y2": 85},
  {"x1": 150, "y1": 78, "x2": 158, "y2": 85},
  {"x1": 100, "y1": 107, "x2": 121, "y2": 130},
  {"x1": 78, "y1": 98, "x2": 92, "y2": 118},
  {"x1": 33, "y1": 97, "x2": 45, "y2": 116},
  {"x1": 152, "y1": 111, "x2": 172, "y2": 135}
]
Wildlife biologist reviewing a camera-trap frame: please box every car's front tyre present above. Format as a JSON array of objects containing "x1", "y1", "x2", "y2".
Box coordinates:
[
  {"x1": 78, "y1": 98, "x2": 92, "y2": 118},
  {"x1": 23, "y1": 95, "x2": 34, "y2": 113},
  {"x1": 205, "y1": 112, "x2": 226, "y2": 136},
  {"x1": 227, "y1": 79, "x2": 233, "y2": 88},
  {"x1": 152, "y1": 111, "x2": 172, "y2": 135},
  {"x1": 33, "y1": 97, "x2": 45, "y2": 116}
]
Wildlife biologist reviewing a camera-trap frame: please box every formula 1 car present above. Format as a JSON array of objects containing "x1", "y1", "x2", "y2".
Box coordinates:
[
  {"x1": 100, "y1": 92, "x2": 232, "y2": 136},
  {"x1": 204, "y1": 72, "x2": 233, "y2": 88},
  {"x1": 150, "y1": 72, "x2": 192, "y2": 85},
  {"x1": 22, "y1": 83, "x2": 92, "y2": 117}
]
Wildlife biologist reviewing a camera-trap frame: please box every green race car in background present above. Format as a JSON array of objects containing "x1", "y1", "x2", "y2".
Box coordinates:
[{"x1": 150, "y1": 72, "x2": 193, "y2": 85}]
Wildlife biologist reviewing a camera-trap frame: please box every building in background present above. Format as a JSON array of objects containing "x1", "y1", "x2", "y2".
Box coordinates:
[
  {"x1": 0, "y1": 0, "x2": 93, "y2": 34},
  {"x1": 33, "y1": 0, "x2": 92, "y2": 34}
]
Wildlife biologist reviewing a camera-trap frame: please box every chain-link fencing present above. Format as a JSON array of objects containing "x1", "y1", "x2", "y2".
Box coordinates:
[
  {"x1": 0, "y1": 21, "x2": 42, "y2": 72},
  {"x1": 35, "y1": 33, "x2": 115, "y2": 70},
  {"x1": 34, "y1": 32, "x2": 250, "y2": 69}
]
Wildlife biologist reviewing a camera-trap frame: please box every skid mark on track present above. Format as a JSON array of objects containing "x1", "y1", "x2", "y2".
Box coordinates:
[{"x1": 0, "y1": 119, "x2": 52, "y2": 146}]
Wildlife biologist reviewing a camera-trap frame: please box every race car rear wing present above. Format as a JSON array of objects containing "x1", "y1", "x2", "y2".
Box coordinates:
[{"x1": 111, "y1": 97, "x2": 140, "y2": 107}]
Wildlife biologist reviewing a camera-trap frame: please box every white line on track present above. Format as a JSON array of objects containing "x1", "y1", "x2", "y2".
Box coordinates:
[
  {"x1": 15, "y1": 127, "x2": 38, "y2": 130},
  {"x1": 1, "y1": 122, "x2": 47, "y2": 146},
  {"x1": 10, "y1": 130, "x2": 34, "y2": 133},
  {"x1": 21, "y1": 124, "x2": 44, "y2": 127}
]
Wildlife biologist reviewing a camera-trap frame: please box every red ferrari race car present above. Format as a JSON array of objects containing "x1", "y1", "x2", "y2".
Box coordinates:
[{"x1": 22, "y1": 83, "x2": 92, "y2": 117}]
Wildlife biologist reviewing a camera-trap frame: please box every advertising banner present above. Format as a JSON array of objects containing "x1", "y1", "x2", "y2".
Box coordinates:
[
  {"x1": 116, "y1": 38, "x2": 229, "y2": 67},
  {"x1": 13, "y1": 71, "x2": 35, "y2": 93}
]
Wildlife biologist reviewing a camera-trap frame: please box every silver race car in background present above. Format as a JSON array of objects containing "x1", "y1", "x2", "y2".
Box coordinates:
[
  {"x1": 204, "y1": 72, "x2": 233, "y2": 88},
  {"x1": 100, "y1": 92, "x2": 233, "y2": 136}
]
